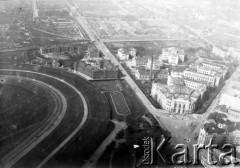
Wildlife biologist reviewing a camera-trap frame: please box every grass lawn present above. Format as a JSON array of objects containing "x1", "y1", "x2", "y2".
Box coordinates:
[{"x1": 110, "y1": 92, "x2": 130, "y2": 116}]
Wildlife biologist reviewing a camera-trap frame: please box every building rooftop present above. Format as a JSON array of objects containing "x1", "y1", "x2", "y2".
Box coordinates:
[
  {"x1": 156, "y1": 68, "x2": 169, "y2": 75},
  {"x1": 135, "y1": 56, "x2": 151, "y2": 63},
  {"x1": 154, "y1": 82, "x2": 195, "y2": 101},
  {"x1": 100, "y1": 60, "x2": 118, "y2": 71},
  {"x1": 137, "y1": 69, "x2": 159, "y2": 76},
  {"x1": 138, "y1": 69, "x2": 150, "y2": 76},
  {"x1": 118, "y1": 48, "x2": 129, "y2": 54},
  {"x1": 171, "y1": 66, "x2": 188, "y2": 72},
  {"x1": 162, "y1": 47, "x2": 185, "y2": 55},
  {"x1": 170, "y1": 84, "x2": 193, "y2": 95},
  {"x1": 171, "y1": 76, "x2": 185, "y2": 85},
  {"x1": 183, "y1": 76, "x2": 209, "y2": 85},
  {"x1": 118, "y1": 47, "x2": 137, "y2": 55},
  {"x1": 162, "y1": 47, "x2": 178, "y2": 54},
  {"x1": 185, "y1": 62, "x2": 226, "y2": 78}
]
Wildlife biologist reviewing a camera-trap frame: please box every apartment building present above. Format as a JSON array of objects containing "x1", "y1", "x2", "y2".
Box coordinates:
[
  {"x1": 146, "y1": 56, "x2": 162, "y2": 70},
  {"x1": 117, "y1": 47, "x2": 137, "y2": 60},
  {"x1": 117, "y1": 48, "x2": 129, "y2": 60},
  {"x1": 160, "y1": 47, "x2": 185, "y2": 65},
  {"x1": 183, "y1": 60, "x2": 228, "y2": 87}
]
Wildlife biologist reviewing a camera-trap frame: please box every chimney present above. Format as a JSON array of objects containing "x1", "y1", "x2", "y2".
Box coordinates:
[{"x1": 150, "y1": 55, "x2": 154, "y2": 80}]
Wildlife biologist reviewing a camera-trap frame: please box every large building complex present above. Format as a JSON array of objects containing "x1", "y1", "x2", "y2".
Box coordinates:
[
  {"x1": 183, "y1": 60, "x2": 228, "y2": 87},
  {"x1": 151, "y1": 75, "x2": 207, "y2": 114}
]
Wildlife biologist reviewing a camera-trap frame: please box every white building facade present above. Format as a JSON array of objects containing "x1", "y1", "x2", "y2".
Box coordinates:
[{"x1": 183, "y1": 61, "x2": 228, "y2": 87}]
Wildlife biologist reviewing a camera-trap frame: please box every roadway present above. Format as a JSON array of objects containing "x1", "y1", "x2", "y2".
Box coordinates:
[
  {"x1": 102, "y1": 37, "x2": 190, "y2": 42},
  {"x1": 203, "y1": 63, "x2": 240, "y2": 119},
  {"x1": 0, "y1": 63, "x2": 111, "y2": 167},
  {"x1": 71, "y1": 3, "x2": 238, "y2": 133},
  {"x1": 69, "y1": 5, "x2": 169, "y2": 130},
  {"x1": 187, "y1": 64, "x2": 240, "y2": 141}
]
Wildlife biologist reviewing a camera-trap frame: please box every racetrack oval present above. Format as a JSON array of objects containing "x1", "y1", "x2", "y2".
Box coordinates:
[{"x1": 0, "y1": 63, "x2": 111, "y2": 168}]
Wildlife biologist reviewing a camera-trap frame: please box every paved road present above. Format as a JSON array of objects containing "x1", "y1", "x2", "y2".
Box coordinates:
[
  {"x1": 69, "y1": 6, "x2": 169, "y2": 130},
  {"x1": 204, "y1": 64, "x2": 240, "y2": 118},
  {"x1": 187, "y1": 64, "x2": 240, "y2": 141},
  {"x1": 102, "y1": 37, "x2": 189, "y2": 42}
]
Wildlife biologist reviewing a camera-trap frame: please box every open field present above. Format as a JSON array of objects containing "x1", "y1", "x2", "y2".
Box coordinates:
[
  {"x1": 87, "y1": 17, "x2": 189, "y2": 40},
  {"x1": 76, "y1": 0, "x2": 121, "y2": 17},
  {"x1": 205, "y1": 34, "x2": 240, "y2": 49}
]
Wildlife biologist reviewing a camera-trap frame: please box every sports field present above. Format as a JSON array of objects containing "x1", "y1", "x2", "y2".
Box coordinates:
[
  {"x1": 0, "y1": 76, "x2": 57, "y2": 158},
  {"x1": 110, "y1": 92, "x2": 130, "y2": 116},
  {"x1": 0, "y1": 63, "x2": 113, "y2": 167}
]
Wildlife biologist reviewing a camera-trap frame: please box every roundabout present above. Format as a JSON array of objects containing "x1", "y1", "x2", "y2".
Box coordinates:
[{"x1": 0, "y1": 63, "x2": 111, "y2": 167}]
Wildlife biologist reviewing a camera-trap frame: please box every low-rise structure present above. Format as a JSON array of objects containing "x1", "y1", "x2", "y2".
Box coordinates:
[
  {"x1": 77, "y1": 60, "x2": 119, "y2": 79},
  {"x1": 131, "y1": 56, "x2": 149, "y2": 68},
  {"x1": 146, "y1": 56, "x2": 162, "y2": 70},
  {"x1": 170, "y1": 66, "x2": 186, "y2": 78},
  {"x1": 130, "y1": 56, "x2": 161, "y2": 70},
  {"x1": 117, "y1": 48, "x2": 129, "y2": 60},
  {"x1": 135, "y1": 69, "x2": 158, "y2": 81},
  {"x1": 155, "y1": 68, "x2": 169, "y2": 80},
  {"x1": 160, "y1": 47, "x2": 185, "y2": 65},
  {"x1": 129, "y1": 47, "x2": 137, "y2": 58},
  {"x1": 117, "y1": 47, "x2": 137, "y2": 60}
]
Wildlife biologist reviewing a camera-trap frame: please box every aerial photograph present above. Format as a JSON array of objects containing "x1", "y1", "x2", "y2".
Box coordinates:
[{"x1": 0, "y1": 0, "x2": 240, "y2": 167}]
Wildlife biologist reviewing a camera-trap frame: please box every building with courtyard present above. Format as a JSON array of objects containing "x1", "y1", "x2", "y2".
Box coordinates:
[
  {"x1": 151, "y1": 75, "x2": 207, "y2": 115},
  {"x1": 183, "y1": 60, "x2": 228, "y2": 87}
]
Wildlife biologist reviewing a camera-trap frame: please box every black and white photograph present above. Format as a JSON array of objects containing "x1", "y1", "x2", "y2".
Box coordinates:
[{"x1": 0, "y1": 0, "x2": 240, "y2": 167}]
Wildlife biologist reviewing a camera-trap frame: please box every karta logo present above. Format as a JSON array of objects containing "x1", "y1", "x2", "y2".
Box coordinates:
[{"x1": 142, "y1": 135, "x2": 239, "y2": 166}]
